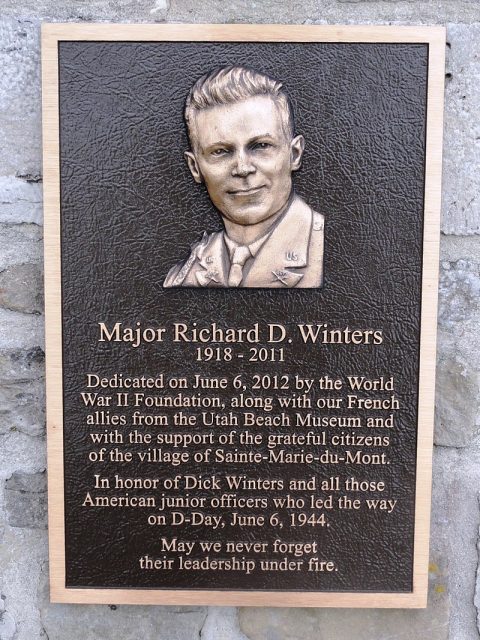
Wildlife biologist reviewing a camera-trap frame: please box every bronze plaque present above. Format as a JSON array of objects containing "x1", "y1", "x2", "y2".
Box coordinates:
[{"x1": 42, "y1": 24, "x2": 445, "y2": 607}]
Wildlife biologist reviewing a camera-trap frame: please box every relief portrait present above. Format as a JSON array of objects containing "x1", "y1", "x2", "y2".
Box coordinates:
[{"x1": 164, "y1": 65, "x2": 324, "y2": 289}]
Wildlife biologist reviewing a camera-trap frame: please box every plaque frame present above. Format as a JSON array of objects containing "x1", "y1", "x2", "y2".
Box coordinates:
[{"x1": 42, "y1": 23, "x2": 445, "y2": 608}]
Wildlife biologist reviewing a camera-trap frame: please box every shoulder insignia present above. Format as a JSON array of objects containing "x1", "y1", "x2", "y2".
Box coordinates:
[{"x1": 312, "y1": 212, "x2": 324, "y2": 232}]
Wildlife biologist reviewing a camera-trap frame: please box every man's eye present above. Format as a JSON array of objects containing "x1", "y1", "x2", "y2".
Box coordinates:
[
  {"x1": 253, "y1": 142, "x2": 272, "y2": 150},
  {"x1": 211, "y1": 148, "x2": 228, "y2": 157}
]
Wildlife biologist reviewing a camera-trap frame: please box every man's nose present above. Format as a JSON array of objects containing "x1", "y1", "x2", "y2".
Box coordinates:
[{"x1": 231, "y1": 150, "x2": 256, "y2": 177}]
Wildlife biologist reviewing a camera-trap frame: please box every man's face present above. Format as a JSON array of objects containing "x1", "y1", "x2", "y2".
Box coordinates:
[{"x1": 185, "y1": 95, "x2": 304, "y2": 227}]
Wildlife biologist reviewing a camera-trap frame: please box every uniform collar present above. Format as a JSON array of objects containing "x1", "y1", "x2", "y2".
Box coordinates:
[
  {"x1": 223, "y1": 228, "x2": 272, "y2": 261},
  {"x1": 243, "y1": 194, "x2": 312, "y2": 287},
  {"x1": 193, "y1": 194, "x2": 313, "y2": 288}
]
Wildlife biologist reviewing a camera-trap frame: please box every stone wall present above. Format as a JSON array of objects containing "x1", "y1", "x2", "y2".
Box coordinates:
[{"x1": 0, "y1": 2, "x2": 478, "y2": 639}]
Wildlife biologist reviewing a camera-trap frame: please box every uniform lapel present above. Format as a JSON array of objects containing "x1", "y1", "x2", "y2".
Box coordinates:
[
  {"x1": 243, "y1": 196, "x2": 313, "y2": 288},
  {"x1": 194, "y1": 231, "x2": 229, "y2": 287}
]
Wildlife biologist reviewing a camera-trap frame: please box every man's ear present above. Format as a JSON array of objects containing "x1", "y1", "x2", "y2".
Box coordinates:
[
  {"x1": 290, "y1": 135, "x2": 305, "y2": 172},
  {"x1": 185, "y1": 151, "x2": 203, "y2": 184}
]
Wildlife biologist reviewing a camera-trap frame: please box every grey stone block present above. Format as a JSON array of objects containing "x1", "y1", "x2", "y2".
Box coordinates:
[
  {"x1": 168, "y1": 1, "x2": 480, "y2": 24},
  {"x1": 0, "y1": 377, "x2": 45, "y2": 437},
  {"x1": 435, "y1": 351, "x2": 479, "y2": 447},
  {"x1": 440, "y1": 235, "x2": 480, "y2": 264},
  {"x1": 435, "y1": 447, "x2": 480, "y2": 639},
  {"x1": 0, "y1": 263, "x2": 43, "y2": 315},
  {"x1": 0, "y1": 430, "x2": 46, "y2": 482},
  {"x1": 0, "y1": 309, "x2": 44, "y2": 349},
  {"x1": 0, "y1": 528, "x2": 48, "y2": 640},
  {"x1": 0, "y1": 19, "x2": 42, "y2": 177},
  {"x1": 201, "y1": 607, "x2": 249, "y2": 640},
  {"x1": 0, "y1": 608, "x2": 16, "y2": 640},
  {"x1": 5, "y1": 471, "x2": 47, "y2": 529},
  {"x1": 0, "y1": 348, "x2": 45, "y2": 437},
  {"x1": 0, "y1": 346, "x2": 44, "y2": 381},
  {"x1": 435, "y1": 260, "x2": 480, "y2": 447},
  {"x1": 239, "y1": 594, "x2": 449, "y2": 639},
  {"x1": 5, "y1": 469, "x2": 46, "y2": 493},
  {"x1": 0, "y1": 223, "x2": 43, "y2": 271},
  {"x1": 37, "y1": 565, "x2": 207, "y2": 640},
  {"x1": 0, "y1": 0, "x2": 478, "y2": 22},
  {"x1": 0, "y1": 177, "x2": 43, "y2": 225},
  {"x1": 443, "y1": 24, "x2": 480, "y2": 235},
  {"x1": 2, "y1": 1, "x2": 169, "y2": 21},
  {"x1": 438, "y1": 260, "x2": 480, "y2": 325}
]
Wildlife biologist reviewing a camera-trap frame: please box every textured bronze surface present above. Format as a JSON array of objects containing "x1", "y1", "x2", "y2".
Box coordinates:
[{"x1": 59, "y1": 41, "x2": 428, "y2": 591}]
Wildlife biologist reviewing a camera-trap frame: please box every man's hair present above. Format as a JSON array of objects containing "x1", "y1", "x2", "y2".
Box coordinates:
[{"x1": 185, "y1": 65, "x2": 295, "y2": 147}]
